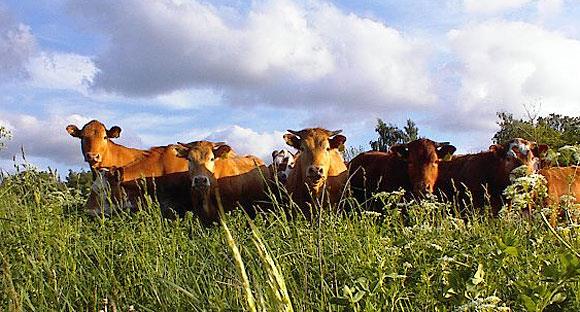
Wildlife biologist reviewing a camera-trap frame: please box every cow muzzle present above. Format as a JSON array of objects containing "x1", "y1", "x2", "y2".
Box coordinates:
[
  {"x1": 192, "y1": 175, "x2": 211, "y2": 190},
  {"x1": 85, "y1": 152, "x2": 102, "y2": 166},
  {"x1": 306, "y1": 165, "x2": 325, "y2": 186},
  {"x1": 413, "y1": 182, "x2": 433, "y2": 196},
  {"x1": 277, "y1": 172, "x2": 288, "y2": 184}
]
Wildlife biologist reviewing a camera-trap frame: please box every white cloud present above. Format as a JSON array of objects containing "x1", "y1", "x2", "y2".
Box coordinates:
[
  {"x1": 443, "y1": 20, "x2": 580, "y2": 132},
  {"x1": 156, "y1": 88, "x2": 222, "y2": 109},
  {"x1": 205, "y1": 125, "x2": 287, "y2": 162},
  {"x1": 0, "y1": 8, "x2": 36, "y2": 82},
  {"x1": 464, "y1": 0, "x2": 531, "y2": 14},
  {"x1": 69, "y1": 0, "x2": 435, "y2": 114},
  {"x1": 537, "y1": 0, "x2": 563, "y2": 20},
  {"x1": 26, "y1": 52, "x2": 98, "y2": 93}
]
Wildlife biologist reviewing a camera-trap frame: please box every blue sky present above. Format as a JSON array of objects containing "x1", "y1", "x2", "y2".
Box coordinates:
[{"x1": 1, "y1": 0, "x2": 579, "y2": 174}]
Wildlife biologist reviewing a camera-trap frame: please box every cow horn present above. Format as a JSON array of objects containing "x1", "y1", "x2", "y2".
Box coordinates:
[
  {"x1": 437, "y1": 141, "x2": 450, "y2": 147},
  {"x1": 328, "y1": 129, "x2": 343, "y2": 137},
  {"x1": 287, "y1": 129, "x2": 304, "y2": 137},
  {"x1": 177, "y1": 141, "x2": 195, "y2": 148}
]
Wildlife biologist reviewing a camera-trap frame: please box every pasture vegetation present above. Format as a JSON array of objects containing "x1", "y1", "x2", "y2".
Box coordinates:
[{"x1": 1, "y1": 161, "x2": 580, "y2": 312}]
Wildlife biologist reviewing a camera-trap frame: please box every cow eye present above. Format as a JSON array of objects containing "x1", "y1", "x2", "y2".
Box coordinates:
[
  {"x1": 326, "y1": 147, "x2": 330, "y2": 151},
  {"x1": 210, "y1": 157, "x2": 215, "y2": 161}
]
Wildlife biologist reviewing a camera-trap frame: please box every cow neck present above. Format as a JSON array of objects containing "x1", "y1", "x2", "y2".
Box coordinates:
[
  {"x1": 191, "y1": 188, "x2": 214, "y2": 218},
  {"x1": 327, "y1": 150, "x2": 347, "y2": 177},
  {"x1": 102, "y1": 140, "x2": 146, "y2": 169}
]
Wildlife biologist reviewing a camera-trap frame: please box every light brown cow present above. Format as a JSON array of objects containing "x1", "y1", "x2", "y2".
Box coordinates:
[
  {"x1": 86, "y1": 144, "x2": 189, "y2": 217},
  {"x1": 175, "y1": 141, "x2": 270, "y2": 225},
  {"x1": 283, "y1": 128, "x2": 348, "y2": 215},
  {"x1": 66, "y1": 120, "x2": 145, "y2": 173},
  {"x1": 539, "y1": 166, "x2": 580, "y2": 205}
]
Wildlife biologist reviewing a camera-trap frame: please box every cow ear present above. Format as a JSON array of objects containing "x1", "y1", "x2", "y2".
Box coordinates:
[
  {"x1": 66, "y1": 125, "x2": 81, "y2": 138},
  {"x1": 272, "y1": 150, "x2": 279, "y2": 160},
  {"x1": 106, "y1": 126, "x2": 122, "y2": 138},
  {"x1": 213, "y1": 145, "x2": 232, "y2": 159},
  {"x1": 283, "y1": 134, "x2": 301, "y2": 149},
  {"x1": 391, "y1": 144, "x2": 409, "y2": 159},
  {"x1": 329, "y1": 135, "x2": 347, "y2": 150},
  {"x1": 489, "y1": 144, "x2": 505, "y2": 158},
  {"x1": 532, "y1": 144, "x2": 549, "y2": 158},
  {"x1": 437, "y1": 144, "x2": 456, "y2": 161},
  {"x1": 174, "y1": 145, "x2": 190, "y2": 158}
]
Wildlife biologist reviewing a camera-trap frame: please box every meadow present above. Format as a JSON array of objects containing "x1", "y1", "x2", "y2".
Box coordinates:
[{"x1": 1, "y1": 163, "x2": 580, "y2": 312}]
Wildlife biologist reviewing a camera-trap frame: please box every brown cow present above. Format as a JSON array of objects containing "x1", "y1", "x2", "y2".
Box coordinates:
[
  {"x1": 66, "y1": 120, "x2": 145, "y2": 174},
  {"x1": 86, "y1": 144, "x2": 189, "y2": 218},
  {"x1": 349, "y1": 139, "x2": 457, "y2": 207},
  {"x1": 283, "y1": 128, "x2": 348, "y2": 215},
  {"x1": 175, "y1": 141, "x2": 270, "y2": 225},
  {"x1": 435, "y1": 138, "x2": 548, "y2": 215},
  {"x1": 539, "y1": 166, "x2": 580, "y2": 205}
]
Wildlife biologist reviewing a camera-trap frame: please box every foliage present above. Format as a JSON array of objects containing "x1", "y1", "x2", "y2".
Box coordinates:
[
  {"x1": 369, "y1": 118, "x2": 419, "y2": 151},
  {"x1": 2, "y1": 168, "x2": 580, "y2": 311},
  {"x1": 493, "y1": 112, "x2": 580, "y2": 148},
  {"x1": 65, "y1": 169, "x2": 94, "y2": 198},
  {"x1": 543, "y1": 145, "x2": 580, "y2": 167}
]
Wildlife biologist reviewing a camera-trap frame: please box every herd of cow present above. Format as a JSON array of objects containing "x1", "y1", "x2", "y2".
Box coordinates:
[{"x1": 66, "y1": 120, "x2": 580, "y2": 225}]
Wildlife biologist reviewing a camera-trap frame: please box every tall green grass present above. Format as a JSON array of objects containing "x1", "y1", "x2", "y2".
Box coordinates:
[{"x1": 1, "y1": 166, "x2": 580, "y2": 311}]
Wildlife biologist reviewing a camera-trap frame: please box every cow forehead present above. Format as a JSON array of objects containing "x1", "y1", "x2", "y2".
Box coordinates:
[
  {"x1": 82, "y1": 121, "x2": 107, "y2": 136},
  {"x1": 185, "y1": 142, "x2": 215, "y2": 161},
  {"x1": 407, "y1": 139, "x2": 438, "y2": 161}
]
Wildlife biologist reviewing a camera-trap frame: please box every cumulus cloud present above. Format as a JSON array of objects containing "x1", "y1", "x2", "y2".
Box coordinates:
[
  {"x1": 0, "y1": 7, "x2": 36, "y2": 82},
  {"x1": 441, "y1": 20, "x2": 580, "y2": 132},
  {"x1": 205, "y1": 125, "x2": 287, "y2": 162},
  {"x1": 68, "y1": 0, "x2": 435, "y2": 114},
  {"x1": 464, "y1": 0, "x2": 531, "y2": 14},
  {"x1": 0, "y1": 113, "x2": 144, "y2": 167},
  {"x1": 0, "y1": 6, "x2": 97, "y2": 92},
  {"x1": 26, "y1": 52, "x2": 98, "y2": 93}
]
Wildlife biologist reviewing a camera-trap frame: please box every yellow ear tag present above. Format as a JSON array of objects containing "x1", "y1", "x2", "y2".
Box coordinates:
[
  {"x1": 443, "y1": 153, "x2": 453, "y2": 161},
  {"x1": 338, "y1": 144, "x2": 345, "y2": 152}
]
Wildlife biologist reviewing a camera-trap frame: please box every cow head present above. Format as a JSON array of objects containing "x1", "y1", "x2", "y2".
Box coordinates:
[
  {"x1": 491, "y1": 138, "x2": 549, "y2": 174},
  {"x1": 283, "y1": 128, "x2": 346, "y2": 193},
  {"x1": 66, "y1": 120, "x2": 122, "y2": 169},
  {"x1": 175, "y1": 140, "x2": 230, "y2": 194},
  {"x1": 391, "y1": 139, "x2": 456, "y2": 195},
  {"x1": 271, "y1": 149, "x2": 298, "y2": 184}
]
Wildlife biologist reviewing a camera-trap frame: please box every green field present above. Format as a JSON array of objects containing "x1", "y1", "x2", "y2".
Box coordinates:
[{"x1": 1, "y1": 167, "x2": 580, "y2": 312}]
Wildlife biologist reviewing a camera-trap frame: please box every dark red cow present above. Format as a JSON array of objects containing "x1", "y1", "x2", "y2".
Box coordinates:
[
  {"x1": 349, "y1": 139, "x2": 456, "y2": 208},
  {"x1": 435, "y1": 138, "x2": 548, "y2": 215}
]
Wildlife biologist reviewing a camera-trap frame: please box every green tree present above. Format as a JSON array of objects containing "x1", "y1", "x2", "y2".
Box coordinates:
[
  {"x1": 493, "y1": 112, "x2": 580, "y2": 148},
  {"x1": 369, "y1": 118, "x2": 420, "y2": 151}
]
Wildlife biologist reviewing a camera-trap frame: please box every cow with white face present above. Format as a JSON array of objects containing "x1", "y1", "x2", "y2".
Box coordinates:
[
  {"x1": 505, "y1": 138, "x2": 547, "y2": 173},
  {"x1": 270, "y1": 149, "x2": 298, "y2": 184}
]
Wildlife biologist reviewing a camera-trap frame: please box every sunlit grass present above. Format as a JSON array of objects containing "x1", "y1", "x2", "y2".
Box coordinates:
[{"x1": 1, "y1": 167, "x2": 580, "y2": 311}]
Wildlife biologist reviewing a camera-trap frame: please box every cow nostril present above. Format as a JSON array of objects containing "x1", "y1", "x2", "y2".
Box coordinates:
[
  {"x1": 193, "y1": 176, "x2": 210, "y2": 188},
  {"x1": 308, "y1": 166, "x2": 323, "y2": 178}
]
